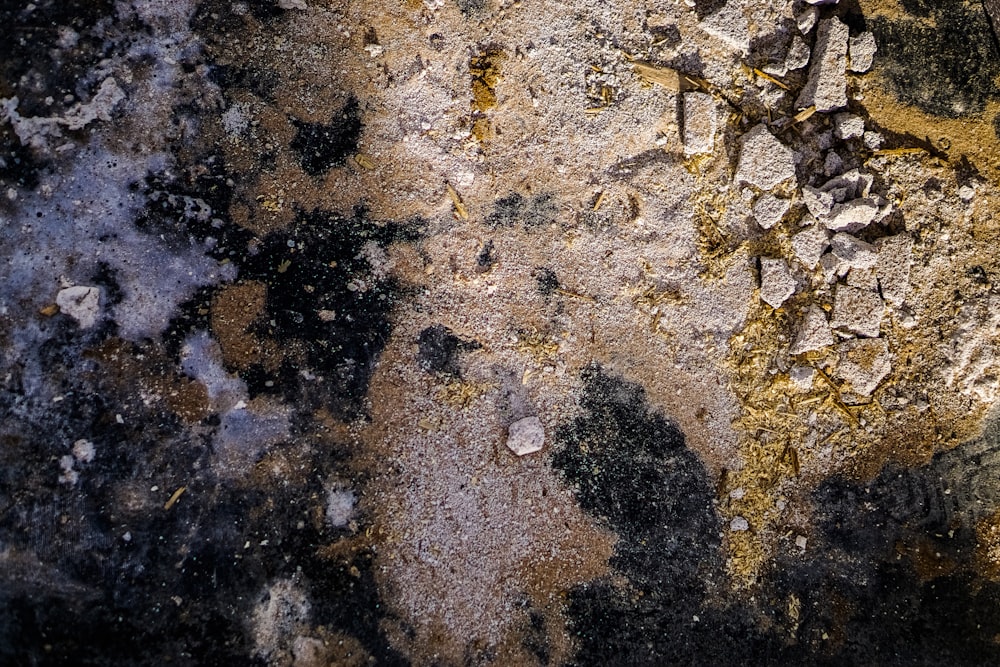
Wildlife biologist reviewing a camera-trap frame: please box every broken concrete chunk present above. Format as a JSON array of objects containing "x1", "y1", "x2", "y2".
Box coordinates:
[
  {"x1": 56, "y1": 285, "x2": 102, "y2": 329},
  {"x1": 277, "y1": 0, "x2": 308, "y2": 8},
  {"x1": 863, "y1": 130, "x2": 884, "y2": 150},
  {"x1": 874, "y1": 234, "x2": 913, "y2": 306},
  {"x1": 848, "y1": 31, "x2": 877, "y2": 73},
  {"x1": 785, "y1": 36, "x2": 811, "y2": 71},
  {"x1": 833, "y1": 112, "x2": 864, "y2": 140},
  {"x1": 821, "y1": 169, "x2": 873, "y2": 200},
  {"x1": 819, "y1": 251, "x2": 848, "y2": 282},
  {"x1": 506, "y1": 416, "x2": 544, "y2": 456},
  {"x1": 752, "y1": 194, "x2": 790, "y2": 230},
  {"x1": 790, "y1": 305, "x2": 834, "y2": 354},
  {"x1": 802, "y1": 185, "x2": 834, "y2": 218},
  {"x1": 791, "y1": 224, "x2": 831, "y2": 269},
  {"x1": 759, "y1": 258, "x2": 796, "y2": 308},
  {"x1": 795, "y1": 5, "x2": 819, "y2": 34},
  {"x1": 835, "y1": 337, "x2": 891, "y2": 396},
  {"x1": 846, "y1": 267, "x2": 878, "y2": 291},
  {"x1": 789, "y1": 365, "x2": 816, "y2": 390},
  {"x1": 683, "y1": 92, "x2": 717, "y2": 157},
  {"x1": 730, "y1": 516, "x2": 750, "y2": 532},
  {"x1": 796, "y1": 17, "x2": 849, "y2": 113},
  {"x1": 831, "y1": 232, "x2": 877, "y2": 269},
  {"x1": 822, "y1": 198, "x2": 879, "y2": 233},
  {"x1": 735, "y1": 124, "x2": 797, "y2": 191},
  {"x1": 824, "y1": 151, "x2": 844, "y2": 176},
  {"x1": 701, "y1": 3, "x2": 751, "y2": 53},
  {"x1": 830, "y1": 284, "x2": 884, "y2": 338}
]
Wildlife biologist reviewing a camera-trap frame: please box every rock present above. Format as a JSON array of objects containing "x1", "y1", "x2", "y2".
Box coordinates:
[
  {"x1": 701, "y1": 3, "x2": 751, "y2": 53},
  {"x1": 822, "y1": 198, "x2": 879, "y2": 232},
  {"x1": 730, "y1": 516, "x2": 750, "y2": 532},
  {"x1": 831, "y1": 232, "x2": 877, "y2": 269},
  {"x1": 56, "y1": 285, "x2": 102, "y2": 328},
  {"x1": 760, "y1": 258, "x2": 796, "y2": 308},
  {"x1": 874, "y1": 234, "x2": 913, "y2": 306},
  {"x1": 785, "y1": 36, "x2": 811, "y2": 71},
  {"x1": 796, "y1": 17, "x2": 849, "y2": 113},
  {"x1": 824, "y1": 151, "x2": 844, "y2": 176},
  {"x1": 683, "y1": 92, "x2": 718, "y2": 157},
  {"x1": 833, "y1": 113, "x2": 864, "y2": 140},
  {"x1": 506, "y1": 416, "x2": 545, "y2": 456},
  {"x1": 819, "y1": 251, "x2": 849, "y2": 282},
  {"x1": 729, "y1": 487, "x2": 746, "y2": 500},
  {"x1": 735, "y1": 124, "x2": 797, "y2": 191},
  {"x1": 790, "y1": 305, "x2": 834, "y2": 354},
  {"x1": 848, "y1": 32, "x2": 877, "y2": 73},
  {"x1": 795, "y1": 535, "x2": 808, "y2": 550},
  {"x1": 821, "y1": 170, "x2": 873, "y2": 200},
  {"x1": 789, "y1": 365, "x2": 816, "y2": 390},
  {"x1": 752, "y1": 194, "x2": 790, "y2": 230},
  {"x1": 72, "y1": 439, "x2": 95, "y2": 463},
  {"x1": 846, "y1": 267, "x2": 878, "y2": 291},
  {"x1": 795, "y1": 5, "x2": 819, "y2": 34},
  {"x1": 791, "y1": 224, "x2": 831, "y2": 269},
  {"x1": 863, "y1": 131, "x2": 884, "y2": 150},
  {"x1": 830, "y1": 284, "x2": 884, "y2": 338},
  {"x1": 958, "y1": 185, "x2": 976, "y2": 203},
  {"x1": 835, "y1": 337, "x2": 891, "y2": 395},
  {"x1": 801, "y1": 185, "x2": 834, "y2": 218},
  {"x1": 277, "y1": 0, "x2": 308, "y2": 8}
]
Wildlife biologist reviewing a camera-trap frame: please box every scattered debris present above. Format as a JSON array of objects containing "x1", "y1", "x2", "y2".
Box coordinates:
[
  {"x1": 55, "y1": 285, "x2": 101, "y2": 328},
  {"x1": 72, "y1": 439, "x2": 95, "y2": 463},
  {"x1": 683, "y1": 92, "x2": 717, "y2": 157},
  {"x1": 830, "y1": 233, "x2": 877, "y2": 269},
  {"x1": 795, "y1": 5, "x2": 819, "y2": 35},
  {"x1": 802, "y1": 185, "x2": 834, "y2": 218},
  {"x1": 730, "y1": 516, "x2": 750, "y2": 532},
  {"x1": 506, "y1": 415, "x2": 545, "y2": 456},
  {"x1": 759, "y1": 258, "x2": 796, "y2": 308},
  {"x1": 786, "y1": 36, "x2": 811, "y2": 71},
  {"x1": 835, "y1": 337, "x2": 892, "y2": 396},
  {"x1": 751, "y1": 194, "x2": 790, "y2": 230},
  {"x1": 164, "y1": 485, "x2": 187, "y2": 511},
  {"x1": 822, "y1": 198, "x2": 879, "y2": 233},
  {"x1": 789, "y1": 365, "x2": 816, "y2": 390},
  {"x1": 848, "y1": 32, "x2": 877, "y2": 74},
  {"x1": 700, "y1": 3, "x2": 751, "y2": 53},
  {"x1": 830, "y1": 284, "x2": 884, "y2": 338},
  {"x1": 790, "y1": 305, "x2": 834, "y2": 354},
  {"x1": 846, "y1": 267, "x2": 878, "y2": 291},
  {"x1": 795, "y1": 535, "x2": 808, "y2": 550},
  {"x1": 833, "y1": 113, "x2": 864, "y2": 140},
  {"x1": 874, "y1": 235, "x2": 914, "y2": 307},
  {"x1": 796, "y1": 17, "x2": 849, "y2": 113},
  {"x1": 791, "y1": 224, "x2": 831, "y2": 269},
  {"x1": 735, "y1": 124, "x2": 797, "y2": 191}
]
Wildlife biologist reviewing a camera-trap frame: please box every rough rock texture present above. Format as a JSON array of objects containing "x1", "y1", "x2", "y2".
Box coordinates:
[
  {"x1": 735, "y1": 124, "x2": 797, "y2": 191},
  {"x1": 683, "y1": 92, "x2": 718, "y2": 157},
  {"x1": 796, "y1": 17, "x2": 849, "y2": 112},
  {"x1": 835, "y1": 338, "x2": 892, "y2": 396},
  {"x1": 831, "y1": 285, "x2": 885, "y2": 338},
  {"x1": 790, "y1": 305, "x2": 835, "y2": 354},
  {"x1": 759, "y1": 258, "x2": 796, "y2": 308}
]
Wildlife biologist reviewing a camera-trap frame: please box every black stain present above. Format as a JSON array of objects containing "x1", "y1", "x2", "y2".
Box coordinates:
[
  {"x1": 417, "y1": 325, "x2": 479, "y2": 377},
  {"x1": 870, "y1": 0, "x2": 1000, "y2": 117},
  {"x1": 534, "y1": 268, "x2": 559, "y2": 296},
  {"x1": 485, "y1": 192, "x2": 557, "y2": 229},
  {"x1": 290, "y1": 99, "x2": 363, "y2": 177}
]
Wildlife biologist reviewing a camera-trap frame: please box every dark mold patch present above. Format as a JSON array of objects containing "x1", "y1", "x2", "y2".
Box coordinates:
[
  {"x1": 290, "y1": 99, "x2": 362, "y2": 177},
  {"x1": 552, "y1": 366, "x2": 783, "y2": 665},
  {"x1": 455, "y1": 0, "x2": 487, "y2": 16},
  {"x1": 416, "y1": 325, "x2": 479, "y2": 377},
  {"x1": 870, "y1": 0, "x2": 1000, "y2": 117},
  {"x1": 534, "y1": 267, "x2": 560, "y2": 296},
  {"x1": 485, "y1": 192, "x2": 558, "y2": 229}
]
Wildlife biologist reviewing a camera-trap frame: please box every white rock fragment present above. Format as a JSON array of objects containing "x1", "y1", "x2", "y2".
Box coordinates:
[
  {"x1": 822, "y1": 198, "x2": 879, "y2": 232},
  {"x1": 760, "y1": 258, "x2": 797, "y2": 308},
  {"x1": 795, "y1": 535, "x2": 808, "y2": 550},
  {"x1": 835, "y1": 337, "x2": 892, "y2": 395},
  {"x1": 56, "y1": 285, "x2": 102, "y2": 329},
  {"x1": 796, "y1": 5, "x2": 819, "y2": 34},
  {"x1": 752, "y1": 194, "x2": 790, "y2": 230},
  {"x1": 833, "y1": 112, "x2": 865, "y2": 140},
  {"x1": 863, "y1": 131, "x2": 884, "y2": 150},
  {"x1": 58, "y1": 455, "x2": 79, "y2": 486},
  {"x1": 831, "y1": 233, "x2": 877, "y2": 269},
  {"x1": 791, "y1": 224, "x2": 831, "y2": 269},
  {"x1": 806, "y1": 0, "x2": 839, "y2": 4},
  {"x1": 735, "y1": 124, "x2": 797, "y2": 191},
  {"x1": 730, "y1": 516, "x2": 750, "y2": 532},
  {"x1": 506, "y1": 416, "x2": 545, "y2": 456},
  {"x1": 802, "y1": 185, "x2": 834, "y2": 218},
  {"x1": 72, "y1": 438, "x2": 95, "y2": 463},
  {"x1": 958, "y1": 185, "x2": 976, "y2": 203},
  {"x1": 278, "y1": 0, "x2": 308, "y2": 8},
  {"x1": 785, "y1": 36, "x2": 811, "y2": 71},
  {"x1": 730, "y1": 487, "x2": 746, "y2": 500},
  {"x1": 874, "y1": 234, "x2": 913, "y2": 306},
  {"x1": 819, "y1": 251, "x2": 849, "y2": 282},
  {"x1": 830, "y1": 284, "x2": 884, "y2": 337},
  {"x1": 789, "y1": 365, "x2": 816, "y2": 390},
  {"x1": 790, "y1": 305, "x2": 834, "y2": 354},
  {"x1": 683, "y1": 92, "x2": 718, "y2": 157},
  {"x1": 822, "y1": 169, "x2": 873, "y2": 200},
  {"x1": 325, "y1": 486, "x2": 356, "y2": 528},
  {"x1": 846, "y1": 267, "x2": 878, "y2": 291},
  {"x1": 796, "y1": 17, "x2": 849, "y2": 113},
  {"x1": 701, "y1": 3, "x2": 751, "y2": 53},
  {"x1": 848, "y1": 32, "x2": 877, "y2": 73}
]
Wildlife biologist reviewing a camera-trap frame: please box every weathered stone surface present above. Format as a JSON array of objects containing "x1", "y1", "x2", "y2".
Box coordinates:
[
  {"x1": 848, "y1": 31, "x2": 877, "y2": 73},
  {"x1": 507, "y1": 415, "x2": 545, "y2": 455},
  {"x1": 875, "y1": 234, "x2": 914, "y2": 306},
  {"x1": 735, "y1": 124, "x2": 797, "y2": 191},
  {"x1": 790, "y1": 304, "x2": 835, "y2": 354},
  {"x1": 683, "y1": 92, "x2": 717, "y2": 156},
  {"x1": 56, "y1": 285, "x2": 102, "y2": 328},
  {"x1": 796, "y1": 17, "x2": 849, "y2": 112},
  {"x1": 830, "y1": 284, "x2": 884, "y2": 337},
  {"x1": 822, "y1": 198, "x2": 879, "y2": 233},
  {"x1": 759, "y1": 258, "x2": 796, "y2": 308},
  {"x1": 791, "y1": 224, "x2": 831, "y2": 269},
  {"x1": 835, "y1": 337, "x2": 892, "y2": 395},
  {"x1": 831, "y1": 233, "x2": 877, "y2": 269},
  {"x1": 752, "y1": 193, "x2": 790, "y2": 230}
]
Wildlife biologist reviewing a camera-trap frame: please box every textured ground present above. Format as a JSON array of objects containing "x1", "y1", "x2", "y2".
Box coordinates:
[{"x1": 2, "y1": 0, "x2": 1000, "y2": 665}]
